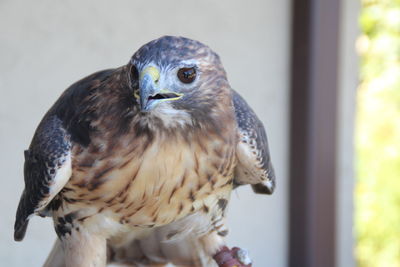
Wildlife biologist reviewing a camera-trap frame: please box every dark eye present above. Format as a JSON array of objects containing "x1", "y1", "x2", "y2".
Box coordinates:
[
  {"x1": 131, "y1": 65, "x2": 139, "y2": 81},
  {"x1": 130, "y1": 64, "x2": 139, "y2": 81},
  {"x1": 177, "y1": 67, "x2": 196, "y2": 84}
]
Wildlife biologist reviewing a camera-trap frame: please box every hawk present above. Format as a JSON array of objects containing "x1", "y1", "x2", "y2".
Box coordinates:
[{"x1": 14, "y1": 36, "x2": 275, "y2": 267}]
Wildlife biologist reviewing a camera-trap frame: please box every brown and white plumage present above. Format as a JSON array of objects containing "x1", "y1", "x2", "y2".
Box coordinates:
[
  {"x1": 232, "y1": 90, "x2": 275, "y2": 194},
  {"x1": 14, "y1": 36, "x2": 275, "y2": 267}
]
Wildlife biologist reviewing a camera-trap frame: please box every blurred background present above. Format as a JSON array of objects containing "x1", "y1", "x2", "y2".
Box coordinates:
[
  {"x1": 0, "y1": 0, "x2": 398, "y2": 267},
  {"x1": 356, "y1": 0, "x2": 400, "y2": 266}
]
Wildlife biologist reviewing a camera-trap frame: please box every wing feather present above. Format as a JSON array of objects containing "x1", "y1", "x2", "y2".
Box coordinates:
[
  {"x1": 231, "y1": 89, "x2": 275, "y2": 194},
  {"x1": 14, "y1": 69, "x2": 115, "y2": 241},
  {"x1": 14, "y1": 116, "x2": 72, "y2": 241}
]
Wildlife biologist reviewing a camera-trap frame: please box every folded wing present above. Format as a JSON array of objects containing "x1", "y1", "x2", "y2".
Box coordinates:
[
  {"x1": 232, "y1": 89, "x2": 276, "y2": 194},
  {"x1": 14, "y1": 115, "x2": 72, "y2": 241}
]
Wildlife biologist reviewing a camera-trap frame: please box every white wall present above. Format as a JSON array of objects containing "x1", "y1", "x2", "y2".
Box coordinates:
[{"x1": 0, "y1": 1, "x2": 291, "y2": 266}]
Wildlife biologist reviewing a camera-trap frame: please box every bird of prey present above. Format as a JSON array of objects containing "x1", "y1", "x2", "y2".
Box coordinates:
[{"x1": 14, "y1": 36, "x2": 275, "y2": 267}]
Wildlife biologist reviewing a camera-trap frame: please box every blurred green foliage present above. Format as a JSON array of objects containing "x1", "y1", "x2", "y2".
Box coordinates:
[{"x1": 356, "y1": 0, "x2": 400, "y2": 266}]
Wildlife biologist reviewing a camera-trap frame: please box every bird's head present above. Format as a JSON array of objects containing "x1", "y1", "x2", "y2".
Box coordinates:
[{"x1": 128, "y1": 36, "x2": 230, "y2": 124}]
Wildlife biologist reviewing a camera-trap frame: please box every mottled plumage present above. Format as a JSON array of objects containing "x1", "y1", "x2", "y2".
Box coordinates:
[
  {"x1": 14, "y1": 36, "x2": 275, "y2": 267},
  {"x1": 232, "y1": 90, "x2": 275, "y2": 194}
]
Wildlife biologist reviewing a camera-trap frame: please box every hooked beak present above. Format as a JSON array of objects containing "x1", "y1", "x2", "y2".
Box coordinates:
[{"x1": 139, "y1": 66, "x2": 183, "y2": 112}]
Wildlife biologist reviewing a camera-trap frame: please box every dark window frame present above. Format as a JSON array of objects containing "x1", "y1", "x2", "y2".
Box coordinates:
[{"x1": 289, "y1": 0, "x2": 341, "y2": 266}]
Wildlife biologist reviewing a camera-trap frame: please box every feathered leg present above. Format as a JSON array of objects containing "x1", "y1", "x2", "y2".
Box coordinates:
[
  {"x1": 43, "y1": 239, "x2": 65, "y2": 267},
  {"x1": 61, "y1": 227, "x2": 107, "y2": 267}
]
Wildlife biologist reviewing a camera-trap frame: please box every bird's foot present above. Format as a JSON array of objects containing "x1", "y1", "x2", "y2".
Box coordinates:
[{"x1": 213, "y1": 246, "x2": 252, "y2": 267}]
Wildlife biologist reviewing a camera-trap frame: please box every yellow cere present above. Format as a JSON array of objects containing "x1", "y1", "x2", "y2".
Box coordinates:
[
  {"x1": 133, "y1": 90, "x2": 140, "y2": 100},
  {"x1": 140, "y1": 66, "x2": 160, "y2": 83}
]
